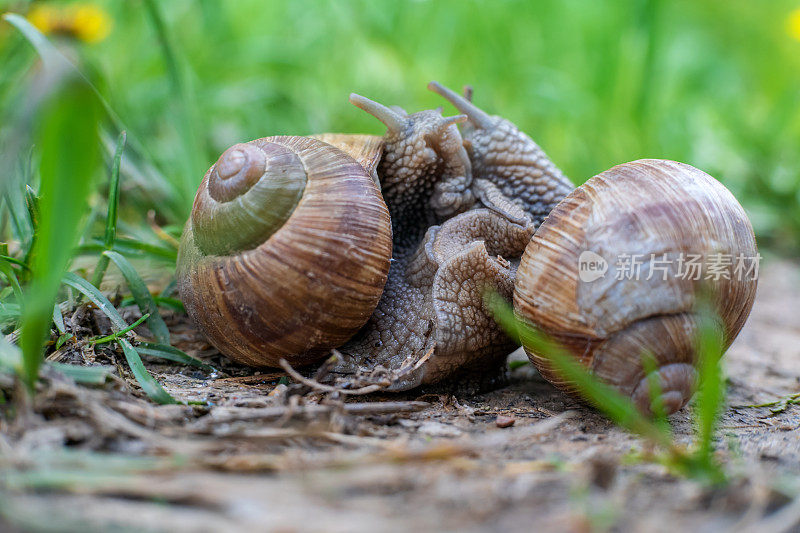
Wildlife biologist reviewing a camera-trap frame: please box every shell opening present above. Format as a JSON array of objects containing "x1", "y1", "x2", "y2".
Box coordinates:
[{"x1": 630, "y1": 362, "x2": 697, "y2": 415}]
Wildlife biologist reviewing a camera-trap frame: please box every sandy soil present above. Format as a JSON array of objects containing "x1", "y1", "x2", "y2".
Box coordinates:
[{"x1": 0, "y1": 259, "x2": 798, "y2": 532}]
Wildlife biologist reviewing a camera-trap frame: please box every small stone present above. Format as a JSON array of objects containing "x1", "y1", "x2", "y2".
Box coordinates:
[
  {"x1": 418, "y1": 421, "x2": 462, "y2": 438},
  {"x1": 267, "y1": 384, "x2": 287, "y2": 397},
  {"x1": 495, "y1": 415, "x2": 515, "y2": 428},
  {"x1": 587, "y1": 454, "x2": 617, "y2": 490}
]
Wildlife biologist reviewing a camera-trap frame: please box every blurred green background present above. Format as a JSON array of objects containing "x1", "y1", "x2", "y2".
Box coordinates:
[{"x1": 2, "y1": 0, "x2": 800, "y2": 253}]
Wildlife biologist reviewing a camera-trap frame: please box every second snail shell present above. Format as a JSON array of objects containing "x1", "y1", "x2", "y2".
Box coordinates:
[{"x1": 514, "y1": 159, "x2": 758, "y2": 414}]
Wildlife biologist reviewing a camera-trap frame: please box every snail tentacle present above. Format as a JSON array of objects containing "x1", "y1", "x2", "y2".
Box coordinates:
[
  {"x1": 349, "y1": 93, "x2": 409, "y2": 134},
  {"x1": 428, "y1": 80, "x2": 495, "y2": 129}
]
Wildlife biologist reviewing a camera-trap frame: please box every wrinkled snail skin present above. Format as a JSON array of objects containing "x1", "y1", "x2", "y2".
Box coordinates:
[
  {"x1": 331, "y1": 86, "x2": 571, "y2": 389},
  {"x1": 177, "y1": 135, "x2": 392, "y2": 367},
  {"x1": 348, "y1": 93, "x2": 474, "y2": 244},
  {"x1": 427, "y1": 81, "x2": 574, "y2": 225},
  {"x1": 513, "y1": 159, "x2": 758, "y2": 414}
]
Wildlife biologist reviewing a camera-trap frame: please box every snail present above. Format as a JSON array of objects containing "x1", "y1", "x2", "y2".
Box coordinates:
[
  {"x1": 176, "y1": 135, "x2": 392, "y2": 366},
  {"x1": 330, "y1": 83, "x2": 573, "y2": 389},
  {"x1": 177, "y1": 82, "x2": 572, "y2": 386},
  {"x1": 513, "y1": 159, "x2": 758, "y2": 414}
]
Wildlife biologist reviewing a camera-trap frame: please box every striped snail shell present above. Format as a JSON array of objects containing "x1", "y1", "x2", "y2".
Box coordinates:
[
  {"x1": 514, "y1": 159, "x2": 758, "y2": 414},
  {"x1": 177, "y1": 135, "x2": 392, "y2": 367}
]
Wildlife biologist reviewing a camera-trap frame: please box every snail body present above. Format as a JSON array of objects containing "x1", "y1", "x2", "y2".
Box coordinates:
[
  {"x1": 513, "y1": 159, "x2": 758, "y2": 414},
  {"x1": 331, "y1": 85, "x2": 572, "y2": 389},
  {"x1": 177, "y1": 135, "x2": 392, "y2": 367},
  {"x1": 427, "y1": 82, "x2": 573, "y2": 224}
]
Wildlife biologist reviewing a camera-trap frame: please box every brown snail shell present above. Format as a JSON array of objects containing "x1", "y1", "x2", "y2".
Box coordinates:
[
  {"x1": 513, "y1": 159, "x2": 758, "y2": 414},
  {"x1": 177, "y1": 135, "x2": 392, "y2": 367}
]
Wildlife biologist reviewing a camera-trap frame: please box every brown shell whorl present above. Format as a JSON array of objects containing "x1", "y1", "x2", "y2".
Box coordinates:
[
  {"x1": 207, "y1": 142, "x2": 267, "y2": 202},
  {"x1": 190, "y1": 139, "x2": 308, "y2": 257}
]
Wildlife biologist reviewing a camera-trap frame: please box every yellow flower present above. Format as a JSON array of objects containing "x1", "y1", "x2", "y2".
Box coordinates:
[
  {"x1": 27, "y1": 5, "x2": 58, "y2": 35},
  {"x1": 27, "y1": 3, "x2": 111, "y2": 44},
  {"x1": 788, "y1": 7, "x2": 800, "y2": 41},
  {"x1": 71, "y1": 5, "x2": 111, "y2": 43}
]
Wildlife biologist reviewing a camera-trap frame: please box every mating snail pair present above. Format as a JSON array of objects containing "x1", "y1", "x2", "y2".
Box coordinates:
[{"x1": 177, "y1": 82, "x2": 757, "y2": 415}]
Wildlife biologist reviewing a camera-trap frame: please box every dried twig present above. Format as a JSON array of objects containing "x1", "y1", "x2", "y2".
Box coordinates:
[
  {"x1": 327, "y1": 344, "x2": 435, "y2": 390},
  {"x1": 212, "y1": 373, "x2": 287, "y2": 385},
  {"x1": 279, "y1": 358, "x2": 386, "y2": 395},
  {"x1": 194, "y1": 400, "x2": 430, "y2": 426},
  {"x1": 745, "y1": 496, "x2": 800, "y2": 533}
]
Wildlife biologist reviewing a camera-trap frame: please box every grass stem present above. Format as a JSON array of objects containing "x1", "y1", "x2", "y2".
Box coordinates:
[{"x1": 89, "y1": 313, "x2": 149, "y2": 345}]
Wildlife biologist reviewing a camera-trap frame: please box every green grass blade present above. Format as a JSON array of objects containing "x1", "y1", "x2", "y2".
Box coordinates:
[
  {"x1": 136, "y1": 342, "x2": 215, "y2": 372},
  {"x1": 114, "y1": 239, "x2": 178, "y2": 263},
  {"x1": 118, "y1": 339, "x2": 176, "y2": 404},
  {"x1": 61, "y1": 273, "x2": 176, "y2": 404},
  {"x1": 62, "y1": 273, "x2": 126, "y2": 330},
  {"x1": 0, "y1": 258, "x2": 23, "y2": 307},
  {"x1": 3, "y1": 12, "x2": 179, "y2": 221},
  {"x1": 21, "y1": 185, "x2": 39, "y2": 267},
  {"x1": 508, "y1": 360, "x2": 531, "y2": 371},
  {"x1": 4, "y1": 13, "x2": 128, "y2": 141},
  {"x1": 46, "y1": 362, "x2": 112, "y2": 385},
  {"x1": 55, "y1": 333, "x2": 73, "y2": 350},
  {"x1": 0, "y1": 255, "x2": 28, "y2": 270},
  {"x1": 24, "y1": 185, "x2": 39, "y2": 232},
  {"x1": 91, "y1": 131, "x2": 127, "y2": 289},
  {"x1": 694, "y1": 307, "x2": 726, "y2": 462},
  {"x1": 642, "y1": 351, "x2": 670, "y2": 434},
  {"x1": 1, "y1": 13, "x2": 61, "y2": 67},
  {"x1": 104, "y1": 131, "x2": 126, "y2": 249},
  {"x1": 78, "y1": 239, "x2": 178, "y2": 263},
  {"x1": 89, "y1": 254, "x2": 110, "y2": 291},
  {"x1": 488, "y1": 293, "x2": 673, "y2": 448},
  {"x1": 89, "y1": 313, "x2": 150, "y2": 345},
  {"x1": 142, "y1": 0, "x2": 204, "y2": 212},
  {"x1": 154, "y1": 296, "x2": 184, "y2": 313},
  {"x1": 141, "y1": 0, "x2": 183, "y2": 99},
  {"x1": 2, "y1": 190, "x2": 33, "y2": 260},
  {"x1": 112, "y1": 238, "x2": 178, "y2": 261},
  {"x1": 18, "y1": 77, "x2": 102, "y2": 391},
  {"x1": 102, "y1": 251, "x2": 171, "y2": 345},
  {"x1": 119, "y1": 295, "x2": 185, "y2": 313},
  {"x1": 52, "y1": 304, "x2": 66, "y2": 335}
]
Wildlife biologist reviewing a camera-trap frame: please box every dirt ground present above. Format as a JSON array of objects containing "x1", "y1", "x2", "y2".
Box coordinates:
[{"x1": 0, "y1": 259, "x2": 798, "y2": 533}]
